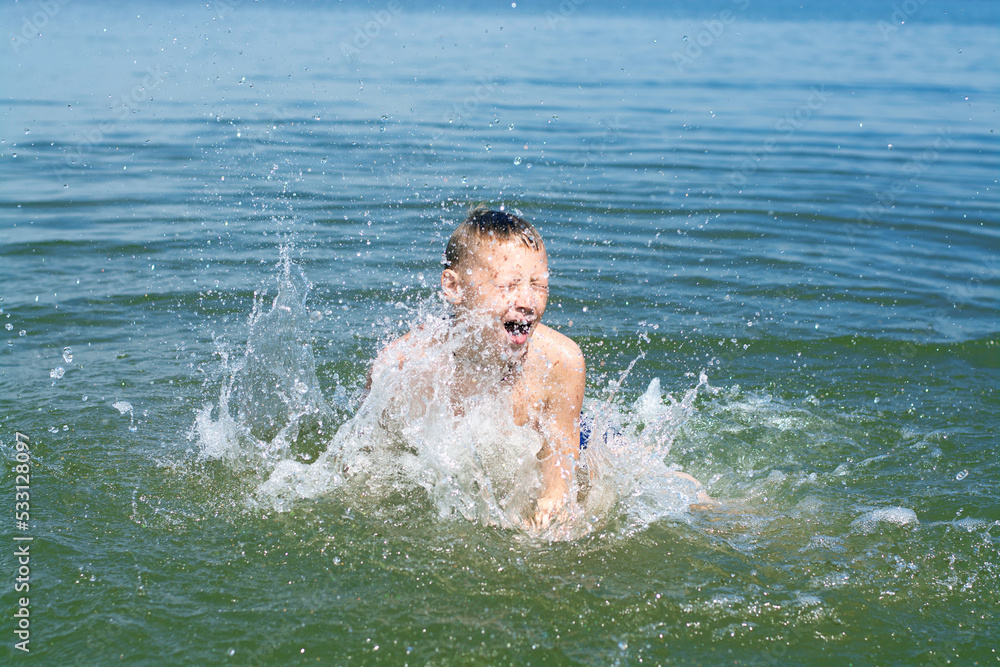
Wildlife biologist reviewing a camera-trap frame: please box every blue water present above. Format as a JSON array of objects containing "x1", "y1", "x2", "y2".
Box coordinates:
[{"x1": 2, "y1": 1, "x2": 999, "y2": 664}]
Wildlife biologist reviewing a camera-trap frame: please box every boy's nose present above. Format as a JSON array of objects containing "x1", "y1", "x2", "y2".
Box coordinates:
[{"x1": 512, "y1": 284, "x2": 539, "y2": 313}]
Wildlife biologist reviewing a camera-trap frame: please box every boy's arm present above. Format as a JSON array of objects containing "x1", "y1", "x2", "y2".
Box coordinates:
[
  {"x1": 366, "y1": 331, "x2": 413, "y2": 393},
  {"x1": 533, "y1": 334, "x2": 586, "y2": 528}
]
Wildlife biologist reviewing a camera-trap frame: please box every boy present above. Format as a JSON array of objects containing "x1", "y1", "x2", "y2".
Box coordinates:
[{"x1": 368, "y1": 206, "x2": 585, "y2": 530}]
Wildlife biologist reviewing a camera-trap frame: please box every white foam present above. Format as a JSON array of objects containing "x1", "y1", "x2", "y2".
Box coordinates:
[{"x1": 851, "y1": 506, "x2": 919, "y2": 532}]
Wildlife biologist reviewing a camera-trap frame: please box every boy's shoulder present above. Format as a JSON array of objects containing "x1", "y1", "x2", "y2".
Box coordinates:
[
  {"x1": 368, "y1": 324, "x2": 440, "y2": 391},
  {"x1": 531, "y1": 324, "x2": 585, "y2": 377},
  {"x1": 374, "y1": 323, "x2": 431, "y2": 371}
]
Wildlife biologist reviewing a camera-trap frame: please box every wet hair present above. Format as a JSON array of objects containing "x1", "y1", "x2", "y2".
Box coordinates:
[{"x1": 444, "y1": 206, "x2": 545, "y2": 270}]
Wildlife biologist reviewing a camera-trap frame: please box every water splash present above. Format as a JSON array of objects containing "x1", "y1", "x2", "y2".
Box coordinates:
[
  {"x1": 193, "y1": 248, "x2": 336, "y2": 470},
  {"x1": 113, "y1": 400, "x2": 137, "y2": 432},
  {"x1": 582, "y1": 373, "x2": 715, "y2": 533},
  {"x1": 195, "y1": 250, "x2": 710, "y2": 540},
  {"x1": 851, "y1": 506, "x2": 919, "y2": 533}
]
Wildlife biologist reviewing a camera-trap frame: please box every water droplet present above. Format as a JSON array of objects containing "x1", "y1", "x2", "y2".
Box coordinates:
[
  {"x1": 63, "y1": 346, "x2": 73, "y2": 363},
  {"x1": 5, "y1": 323, "x2": 11, "y2": 331},
  {"x1": 507, "y1": 123, "x2": 514, "y2": 130},
  {"x1": 50, "y1": 367, "x2": 65, "y2": 379},
  {"x1": 513, "y1": 156, "x2": 522, "y2": 165},
  {"x1": 955, "y1": 469, "x2": 968, "y2": 481}
]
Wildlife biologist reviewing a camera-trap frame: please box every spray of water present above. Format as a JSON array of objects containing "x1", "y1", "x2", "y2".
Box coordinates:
[
  {"x1": 193, "y1": 249, "x2": 335, "y2": 469},
  {"x1": 194, "y1": 250, "x2": 710, "y2": 540}
]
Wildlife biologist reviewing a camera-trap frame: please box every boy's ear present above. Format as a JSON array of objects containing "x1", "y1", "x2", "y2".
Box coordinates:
[{"x1": 441, "y1": 268, "x2": 462, "y2": 304}]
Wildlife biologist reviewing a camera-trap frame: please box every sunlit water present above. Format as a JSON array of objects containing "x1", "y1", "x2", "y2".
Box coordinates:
[{"x1": 2, "y1": 1, "x2": 998, "y2": 664}]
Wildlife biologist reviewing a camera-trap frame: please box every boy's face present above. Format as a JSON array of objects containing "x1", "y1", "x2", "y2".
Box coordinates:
[{"x1": 442, "y1": 239, "x2": 549, "y2": 361}]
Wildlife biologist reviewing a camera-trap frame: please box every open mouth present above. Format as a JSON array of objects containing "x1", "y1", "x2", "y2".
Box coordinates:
[{"x1": 503, "y1": 320, "x2": 532, "y2": 345}]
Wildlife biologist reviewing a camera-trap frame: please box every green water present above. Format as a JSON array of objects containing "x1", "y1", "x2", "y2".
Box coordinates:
[{"x1": 3, "y1": 1, "x2": 999, "y2": 664}]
